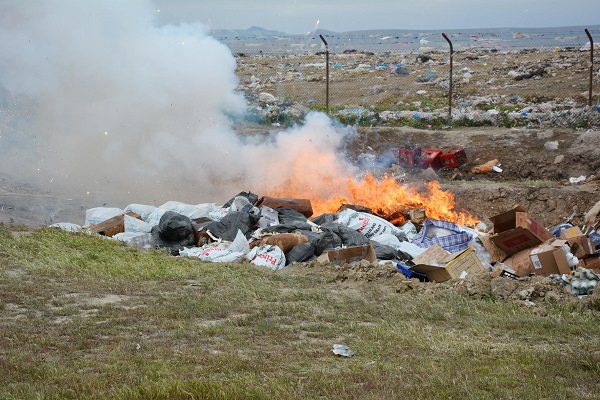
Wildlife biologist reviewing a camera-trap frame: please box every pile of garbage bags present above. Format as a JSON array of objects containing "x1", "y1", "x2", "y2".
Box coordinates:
[
  {"x1": 51, "y1": 192, "x2": 600, "y2": 297},
  {"x1": 53, "y1": 191, "x2": 481, "y2": 269}
]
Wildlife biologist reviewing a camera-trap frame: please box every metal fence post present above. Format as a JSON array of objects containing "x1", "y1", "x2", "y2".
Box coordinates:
[
  {"x1": 442, "y1": 33, "x2": 453, "y2": 123},
  {"x1": 320, "y1": 34, "x2": 329, "y2": 111},
  {"x1": 585, "y1": 28, "x2": 594, "y2": 107}
]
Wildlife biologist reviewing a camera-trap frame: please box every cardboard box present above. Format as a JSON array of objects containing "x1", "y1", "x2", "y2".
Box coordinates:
[
  {"x1": 317, "y1": 245, "x2": 377, "y2": 265},
  {"x1": 583, "y1": 255, "x2": 600, "y2": 272},
  {"x1": 488, "y1": 206, "x2": 553, "y2": 256},
  {"x1": 479, "y1": 234, "x2": 509, "y2": 263},
  {"x1": 409, "y1": 245, "x2": 485, "y2": 282},
  {"x1": 559, "y1": 226, "x2": 596, "y2": 258},
  {"x1": 87, "y1": 211, "x2": 141, "y2": 237},
  {"x1": 528, "y1": 239, "x2": 572, "y2": 276},
  {"x1": 502, "y1": 247, "x2": 536, "y2": 277}
]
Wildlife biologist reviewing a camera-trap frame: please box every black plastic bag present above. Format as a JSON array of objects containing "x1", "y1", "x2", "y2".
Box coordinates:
[{"x1": 151, "y1": 211, "x2": 196, "y2": 255}]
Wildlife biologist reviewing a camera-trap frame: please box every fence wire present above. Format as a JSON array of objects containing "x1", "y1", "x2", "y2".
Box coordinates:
[{"x1": 230, "y1": 27, "x2": 600, "y2": 129}]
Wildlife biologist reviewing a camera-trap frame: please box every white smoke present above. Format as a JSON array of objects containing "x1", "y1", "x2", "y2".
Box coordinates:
[{"x1": 0, "y1": 0, "x2": 355, "y2": 207}]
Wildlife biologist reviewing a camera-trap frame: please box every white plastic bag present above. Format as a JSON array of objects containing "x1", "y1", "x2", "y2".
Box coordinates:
[
  {"x1": 208, "y1": 207, "x2": 229, "y2": 221},
  {"x1": 247, "y1": 244, "x2": 286, "y2": 270},
  {"x1": 83, "y1": 207, "x2": 124, "y2": 227},
  {"x1": 198, "y1": 246, "x2": 246, "y2": 263},
  {"x1": 124, "y1": 214, "x2": 153, "y2": 234},
  {"x1": 336, "y1": 209, "x2": 403, "y2": 239},
  {"x1": 229, "y1": 229, "x2": 251, "y2": 255},
  {"x1": 398, "y1": 221, "x2": 418, "y2": 241},
  {"x1": 124, "y1": 204, "x2": 157, "y2": 222},
  {"x1": 370, "y1": 233, "x2": 426, "y2": 258},
  {"x1": 144, "y1": 208, "x2": 168, "y2": 227},
  {"x1": 158, "y1": 201, "x2": 216, "y2": 220}
]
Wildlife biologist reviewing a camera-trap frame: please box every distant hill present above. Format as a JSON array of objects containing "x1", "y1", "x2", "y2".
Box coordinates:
[{"x1": 211, "y1": 26, "x2": 289, "y2": 39}]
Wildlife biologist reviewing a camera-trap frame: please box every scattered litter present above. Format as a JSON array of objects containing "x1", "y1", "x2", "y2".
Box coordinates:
[
  {"x1": 544, "y1": 141, "x2": 559, "y2": 151},
  {"x1": 471, "y1": 159, "x2": 500, "y2": 174},
  {"x1": 569, "y1": 175, "x2": 586, "y2": 184},
  {"x1": 332, "y1": 344, "x2": 355, "y2": 357}
]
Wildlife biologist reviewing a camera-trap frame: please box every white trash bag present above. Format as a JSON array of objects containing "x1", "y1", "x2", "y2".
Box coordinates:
[
  {"x1": 336, "y1": 209, "x2": 403, "y2": 239},
  {"x1": 247, "y1": 244, "x2": 286, "y2": 270},
  {"x1": 83, "y1": 207, "x2": 124, "y2": 227}
]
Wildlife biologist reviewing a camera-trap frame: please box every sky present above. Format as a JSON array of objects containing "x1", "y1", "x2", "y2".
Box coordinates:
[{"x1": 152, "y1": 0, "x2": 600, "y2": 34}]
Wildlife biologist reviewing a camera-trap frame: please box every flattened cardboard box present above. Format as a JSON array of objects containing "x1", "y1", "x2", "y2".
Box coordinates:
[
  {"x1": 87, "y1": 211, "x2": 141, "y2": 237},
  {"x1": 488, "y1": 206, "x2": 553, "y2": 256},
  {"x1": 317, "y1": 245, "x2": 377, "y2": 265},
  {"x1": 409, "y1": 244, "x2": 485, "y2": 282}
]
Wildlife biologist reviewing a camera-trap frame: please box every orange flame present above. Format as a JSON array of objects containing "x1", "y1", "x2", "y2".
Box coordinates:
[{"x1": 269, "y1": 174, "x2": 479, "y2": 227}]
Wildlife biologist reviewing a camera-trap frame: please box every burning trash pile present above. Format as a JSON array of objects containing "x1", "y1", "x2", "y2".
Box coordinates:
[{"x1": 51, "y1": 183, "x2": 600, "y2": 298}]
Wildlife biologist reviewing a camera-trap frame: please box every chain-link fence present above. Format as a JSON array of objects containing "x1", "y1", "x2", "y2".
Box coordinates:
[{"x1": 228, "y1": 27, "x2": 600, "y2": 129}]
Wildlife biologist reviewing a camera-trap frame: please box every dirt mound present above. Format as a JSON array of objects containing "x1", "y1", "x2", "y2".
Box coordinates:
[{"x1": 286, "y1": 259, "x2": 600, "y2": 307}]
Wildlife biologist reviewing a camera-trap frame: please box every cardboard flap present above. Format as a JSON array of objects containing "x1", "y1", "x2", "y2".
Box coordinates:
[
  {"x1": 489, "y1": 205, "x2": 527, "y2": 234},
  {"x1": 412, "y1": 244, "x2": 449, "y2": 265}
]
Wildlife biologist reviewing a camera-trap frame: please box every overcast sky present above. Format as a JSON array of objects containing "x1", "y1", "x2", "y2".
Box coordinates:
[{"x1": 152, "y1": 0, "x2": 599, "y2": 33}]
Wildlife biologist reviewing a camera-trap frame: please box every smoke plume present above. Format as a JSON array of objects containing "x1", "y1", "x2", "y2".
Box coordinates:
[{"x1": 0, "y1": 1, "x2": 355, "y2": 208}]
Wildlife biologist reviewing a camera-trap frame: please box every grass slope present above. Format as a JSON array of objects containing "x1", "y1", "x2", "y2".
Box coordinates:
[{"x1": 1, "y1": 224, "x2": 599, "y2": 399}]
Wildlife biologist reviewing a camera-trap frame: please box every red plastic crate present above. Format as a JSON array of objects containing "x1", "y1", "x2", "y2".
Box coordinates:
[
  {"x1": 398, "y1": 147, "x2": 421, "y2": 168},
  {"x1": 416, "y1": 149, "x2": 442, "y2": 170},
  {"x1": 439, "y1": 148, "x2": 467, "y2": 169}
]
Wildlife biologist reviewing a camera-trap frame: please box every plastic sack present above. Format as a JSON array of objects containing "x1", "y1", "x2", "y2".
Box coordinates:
[
  {"x1": 411, "y1": 219, "x2": 473, "y2": 253},
  {"x1": 230, "y1": 229, "x2": 251, "y2": 255},
  {"x1": 208, "y1": 207, "x2": 229, "y2": 221},
  {"x1": 228, "y1": 196, "x2": 254, "y2": 213},
  {"x1": 150, "y1": 211, "x2": 196, "y2": 255},
  {"x1": 84, "y1": 207, "x2": 124, "y2": 227},
  {"x1": 144, "y1": 208, "x2": 168, "y2": 227},
  {"x1": 336, "y1": 209, "x2": 402, "y2": 239},
  {"x1": 124, "y1": 204, "x2": 157, "y2": 222},
  {"x1": 124, "y1": 214, "x2": 153, "y2": 233},
  {"x1": 158, "y1": 201, "x2": 216, "y2": 220},
  {"x1": 398, "y1": 221, "x2": 418, "y2": 241},
  {"x1": 247, "y1": 244, "x2": 286, "y2": 270},
  {"x1": 285, "y1": 242, "x2": 317, "y2": 264},
  {"x1": 198, "y1": 246, "x2": 246, "y2": 263}
]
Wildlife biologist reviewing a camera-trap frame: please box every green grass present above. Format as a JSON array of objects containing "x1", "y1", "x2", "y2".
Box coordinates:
[{"x1": 1, "y1": 224, "x2": 599, "y2": 399}]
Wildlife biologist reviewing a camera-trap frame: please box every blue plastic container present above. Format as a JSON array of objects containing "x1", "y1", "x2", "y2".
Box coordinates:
[{"x1": 396, "y1": 262, "x2": 428, "y2": 282}]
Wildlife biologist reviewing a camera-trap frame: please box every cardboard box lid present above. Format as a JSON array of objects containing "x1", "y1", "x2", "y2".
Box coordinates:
[
  {"x1": 411, "y1": 244, "x2": 449, "y2": 265},
  {"x1": 317, "y1": 245, "x2": 377, "y2": 265},
  {"x1": 490, "y1": 228, "x2": 545, "y2": 256}
]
